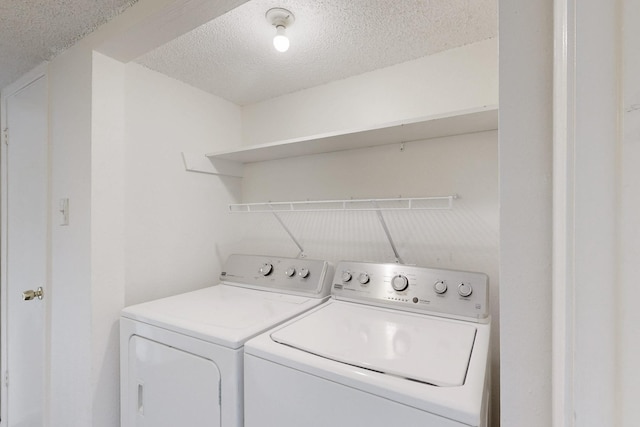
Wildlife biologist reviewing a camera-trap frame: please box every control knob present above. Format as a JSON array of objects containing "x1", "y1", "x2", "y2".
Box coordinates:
[
  {"x1": 434, "y1": 281, "x2": 447, "y2": 294},
  {"x1": 259, "y1": 263, "x2": 273, "y2": 276},
  {"x1": 341, "y1": 271, "x2": 352, "y2": 282},
  {"x1": 358, "y1": 273, "x2": 370, "y2": 285},
  {"x1": 285, "y1": 267, "x2": 296, "y2": 277},
  {"x1": 298, "y1": 268, "x2": 310, "y2": 279},
  {"x1": 391, "y1": 275, "x2": 409, "y2": 292},
  {"x1": 457, "y1": 283, "x2": 473, "y2": 297}
]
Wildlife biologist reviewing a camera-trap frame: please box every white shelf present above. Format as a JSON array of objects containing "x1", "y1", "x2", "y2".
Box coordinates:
[
  {"x1": 183, "y1": 105, "x2": 498, "y2": 176},
  {"x1": 228, "y1": 196, "x2": 457, "y2": 213}
]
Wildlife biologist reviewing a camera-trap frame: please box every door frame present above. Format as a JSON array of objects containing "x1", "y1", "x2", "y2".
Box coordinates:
[
  {"x1": 551, "y1": 0, "x2": 620, "y2": 425},
  {"x1": 0, "y1": 62, "x2": 51, "y2": 427}
]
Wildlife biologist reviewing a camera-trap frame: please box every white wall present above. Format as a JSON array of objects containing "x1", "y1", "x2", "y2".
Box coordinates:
[
  {"x1": 242, "y1": 39, "x2": 498, "y2": 145},
  {"x1": 499, "y1": 0, "x2": 553, "y2": 426},
  {"x1": 620, "y1": 0, "x2": 640, "y2": 423},
  {"x1": 123, "y1": 62, "x2": 243, "y2": 305},
  {"x1": 91, "y1": 51, "x2": 126, "y2": 427},
  {"x1": 48, "y1": 44, "x2": 94, "y2": 427},
  {"x1": 571, "y1": 0, "x2": 618, "y2": 424}
]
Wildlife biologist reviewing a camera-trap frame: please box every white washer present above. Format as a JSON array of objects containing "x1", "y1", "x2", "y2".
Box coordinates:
[
  {"x1": 120, "y1": 254, "x2": 333, "y2": 427},
  {"x1": 244, "y1": 261, "x2": 491, "y2": 427}
]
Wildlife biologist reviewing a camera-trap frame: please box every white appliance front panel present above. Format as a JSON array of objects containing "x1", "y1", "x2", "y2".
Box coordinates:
[
  {"x1": 121, "y1": 285, "x2": 326, "y2": 348},
  {"x1": 245, "y1": 354, "x2": 468, "y2": 427},
  {"x1": 271, "y1": 302, "x2": 477, "y2": 386},
  {"x1": 120, "y1": 318, "x2": 243, "y2": 427},
  {"x1": 127, "y1": 336, "x2": 221, "y2": 427}
]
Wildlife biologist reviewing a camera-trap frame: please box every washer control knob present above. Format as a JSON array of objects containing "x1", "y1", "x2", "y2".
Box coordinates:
[
  {"x1": 391, "y1": 275, "x2": 409, "y2": 292},
  {"x1": 298, "y1": 268, "x2": 310, "y2": 279},
  {"x1": 358, "y1": 273, "x2": 370, "y2": 285},
  {"x1": 434, "y1": 281, "x2": 448, "y2": 294},
  {"x1": 285, "y1": 267, "x2": 296, "y2": 277},
  {"x1": 341, "y1": 271, "x2": 352, "y2": 282},
  {"x1": 458, "y1": 283, "x2": 473, "y2": 297},
  {"x1": 259, "y1": 263, "x2": 273, "y2": 276}
]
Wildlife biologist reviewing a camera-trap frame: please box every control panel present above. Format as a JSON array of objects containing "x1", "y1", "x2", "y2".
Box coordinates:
[
  {"x1": 332, "y1": 261, "x2": 489, "y2": 322},
  {"x1": 220, "y1": 254, "x2": 333, "y2": 298}
]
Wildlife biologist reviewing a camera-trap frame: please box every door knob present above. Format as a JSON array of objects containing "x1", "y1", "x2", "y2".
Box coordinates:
[{"x1": 22, "y1": 287, "x2": 44, "y2": 301}]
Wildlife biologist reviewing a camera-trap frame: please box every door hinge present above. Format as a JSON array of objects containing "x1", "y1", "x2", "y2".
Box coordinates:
[
  {"x1": 3, "y1": 127, "x2": 8, "y2": 145},
  {"x1": 4, "y1": 370, "x2": 8, "y2": 387}
]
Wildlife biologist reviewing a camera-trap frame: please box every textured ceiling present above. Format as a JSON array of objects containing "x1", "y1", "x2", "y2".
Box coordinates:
[
  {"x1": 136, "y1": 0, "x2": 497, "y2": 106},
  {"x1": 0, "y1": 0, "x2": 137, "y2": 90}
]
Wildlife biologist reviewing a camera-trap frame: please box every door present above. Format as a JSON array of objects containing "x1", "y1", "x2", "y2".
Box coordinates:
[
  {"x1": 1, "y1": 73, "x2": 48, "y2": 426},
  {"x1": 126, "y1": 336, "x2": 221, "y2": 427}
]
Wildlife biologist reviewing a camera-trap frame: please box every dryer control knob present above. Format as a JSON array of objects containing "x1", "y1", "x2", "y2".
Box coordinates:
[
  {"x1": 285, "y1": 267, "x2": 296, "y2": 277},
  {"x1": 341, "y1": 271, "x2": 352, "y2": 282},
  {"x1": 434, "y1": 281, "x2": 448, "y2": 294},
  {"x1": 298, "y1": 268, "x2": 310, "y2": 279},
  {"x1": 259, "y1": 263, "x2": 273, "y2": 276},
  {"x1": 391, "y1": 275, "x2": 409, "y2": 292},
  {"x1": 458, "y1": 283, "x2": 473, "y2": 297},
  {"x1": 358, "y1": 273, "x2": 370, "y2": 285}
]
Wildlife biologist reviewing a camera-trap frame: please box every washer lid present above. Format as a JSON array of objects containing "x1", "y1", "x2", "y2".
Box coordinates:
[{"x1": 271, "y1": 302, "x2": 477, "y2": 387}]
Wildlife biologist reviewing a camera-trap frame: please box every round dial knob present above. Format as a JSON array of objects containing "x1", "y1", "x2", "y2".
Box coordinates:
[
  {"x1": 358, "y1": 273, "x2": 370, "y2": 285},
  {"x1": 285, "y1": 267, "x2": 296, "y2": 277},
  {"x1": 298, "y1": 268, "x2": 310, "y2": 279},
  {"x1": 458, "y1": 283, "x2": 473, "y2": 297},
  {"x1": 259, "y1": 263, "x2": 273, "y2": 276},
  {"x1": 341, "y1": 271, "x2": 352, "y2": 282},
  {"x1": 391, "y1": 275, "x2": 409, "y2": 292},
  {"x1": 434, "y1": 281, "x2": 447, "y2": 294}
]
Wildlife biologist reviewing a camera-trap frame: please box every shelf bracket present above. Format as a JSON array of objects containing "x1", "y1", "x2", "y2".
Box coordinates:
[
  {"x1": 182, "y1": 152, "x2": 243, "y2": 177},
  {"x1": 269, "y1": 207, "x2": 306, "y2": 258},
  {"x1": 374, "y1": 205, "x2": 404, "y2": 264}
]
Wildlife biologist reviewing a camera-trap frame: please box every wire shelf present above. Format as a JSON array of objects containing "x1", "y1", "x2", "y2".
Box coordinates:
[{"x1": 228, "y1": 196, "x2": 457, "y2": 213}]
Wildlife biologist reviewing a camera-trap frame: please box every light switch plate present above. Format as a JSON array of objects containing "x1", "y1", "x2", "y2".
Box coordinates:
[{"x1": 59, "y1": 198, "x2": 69, "y2": 226}]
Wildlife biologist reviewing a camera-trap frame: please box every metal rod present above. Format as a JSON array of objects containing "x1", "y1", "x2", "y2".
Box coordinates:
[
  {"x1": 269, "y1": 208, "x2": 306, "y2": 258},
  {"x1": 375, "y1": 209, "x2": 404, "y2": 264}
]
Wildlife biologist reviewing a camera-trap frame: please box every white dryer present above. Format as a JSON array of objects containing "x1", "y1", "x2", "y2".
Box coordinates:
[
  {"x1": 244, "y1": 261, "x2": 491, "y2": 427},
  {"x1": 120, "y1": 254, "x2": 333, "y2": 427}
]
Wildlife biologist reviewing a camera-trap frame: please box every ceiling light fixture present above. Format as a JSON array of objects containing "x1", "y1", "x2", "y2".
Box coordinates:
[{"x1": 266, "y1": 7, "x2": 295, "y2": 53}]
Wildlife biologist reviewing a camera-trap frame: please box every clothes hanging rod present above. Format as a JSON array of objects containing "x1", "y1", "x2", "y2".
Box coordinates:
[{"x1": 228, "y1": 196, "x2": 457, "y2": 213}]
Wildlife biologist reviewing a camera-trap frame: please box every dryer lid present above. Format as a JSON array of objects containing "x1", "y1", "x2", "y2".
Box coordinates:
[
  {"x1": 121, "y1": 285, "x2": 319, "y2": 349},
  {"x1": 271, "y1": 301, "x2": 477, "y2": 387}
]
